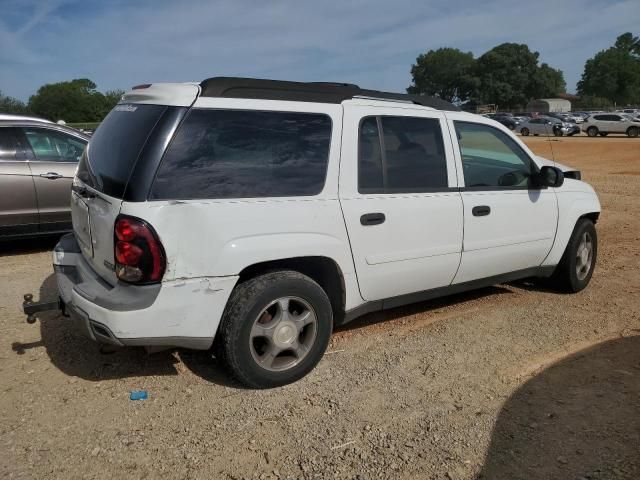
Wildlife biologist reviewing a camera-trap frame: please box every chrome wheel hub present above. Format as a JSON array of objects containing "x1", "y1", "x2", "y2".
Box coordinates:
[
  {"x1": 575, "y1": 232, "x2": 593, "y2": 281},
  {"x1": 249, "y1": 296, "x2": 317, "y2": 372}
]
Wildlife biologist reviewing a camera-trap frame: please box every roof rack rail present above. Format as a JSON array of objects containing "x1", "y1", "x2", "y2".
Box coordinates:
[
  {"x1": 352, "y1": 95, "x2": 415, "y2": 105},
  {"x1": 198, "y1": 77, "x2": 460, "y2": 112}
]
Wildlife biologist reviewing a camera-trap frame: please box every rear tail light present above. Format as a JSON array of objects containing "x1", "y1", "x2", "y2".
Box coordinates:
[{"x1": 114, "y1": 216, "x2": 165, "y2": 284}]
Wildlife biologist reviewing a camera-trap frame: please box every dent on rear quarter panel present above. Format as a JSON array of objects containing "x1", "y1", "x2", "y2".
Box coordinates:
[{"x1": 119, "y1": 199, "x2": 355, "y2": 282}]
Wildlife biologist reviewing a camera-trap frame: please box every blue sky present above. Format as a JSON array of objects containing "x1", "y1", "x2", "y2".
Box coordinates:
[{"x1": 1, "y1": 0, "x2": 638, "y2": 101}]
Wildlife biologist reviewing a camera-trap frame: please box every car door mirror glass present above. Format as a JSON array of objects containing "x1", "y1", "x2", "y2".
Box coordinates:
[{"x1": 538, "y1": 166, "x2": 564, "y2": 188}]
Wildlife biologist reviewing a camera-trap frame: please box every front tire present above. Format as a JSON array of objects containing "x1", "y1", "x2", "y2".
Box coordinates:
[
  {"x1": 586, "y1": 126, "x2": 598, "y2": 137},
  {"x1": 550, "y1": 219, "x2": 597, "y2": 293},
  {"x1": 627, "y1": 126, "x2": 639, "y2": 138},
  {"x1": 216, "y1": 271, "x2": 333, "y2": 388},
  {"x1": 521, "y1": 128, "x2": 530, "y2": 136}
]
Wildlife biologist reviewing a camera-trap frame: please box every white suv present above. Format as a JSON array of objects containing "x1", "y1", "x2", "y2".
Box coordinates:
[
  {"x1": 30, "y1": 78, "x2": 601, "y2": 388},
  {"x1": 583, "y1": 113, "x2": 640, "y2": 137}
]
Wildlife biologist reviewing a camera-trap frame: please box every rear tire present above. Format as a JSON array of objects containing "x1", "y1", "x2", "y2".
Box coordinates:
[
  {"x1": 549, "y1": 219, "x2": 597, "y2": 293},
  {"x1": 586, "y1": 126, "x2": 598, "y2": 137},
  {"x1": 216, "y1": 270, "x2": 333, "y2": 388},
  {"x1": 627, "y1": 126, "x2": 639, "y2": 138},
  {"x1": 521, "y1": 128, "x2": 530, "y2": 136}
]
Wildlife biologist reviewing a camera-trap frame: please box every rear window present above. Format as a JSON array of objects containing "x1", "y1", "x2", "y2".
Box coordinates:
[
  {"x1": 150, "y1": 109, "x2": 332, "y2": 200},
  {"x1": 76, "y1": 104, "x2": 166, "y2": 198}
]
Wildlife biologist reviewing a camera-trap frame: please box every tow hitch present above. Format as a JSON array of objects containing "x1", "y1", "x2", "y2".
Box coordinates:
[{"x1": 22, "y1": 294, "x2": 62, "y2": 324}]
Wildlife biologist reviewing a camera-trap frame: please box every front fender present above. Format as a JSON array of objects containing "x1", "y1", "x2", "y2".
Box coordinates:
[{"x1": 542, "y1": 189, "x2": 601, "y2": 267}]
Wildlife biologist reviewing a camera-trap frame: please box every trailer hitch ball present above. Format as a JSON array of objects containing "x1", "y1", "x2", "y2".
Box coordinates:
[
  {"x1": 24, "y1": 294, "x2": 33, "y2": 302},
  {"x1": 26, "y1": 315, "x2": 37, "y2": 324}
]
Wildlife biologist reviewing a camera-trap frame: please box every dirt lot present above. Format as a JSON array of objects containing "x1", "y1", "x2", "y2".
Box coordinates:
[{"x1": 1, "y1": 136, "x2": 639, "y2": 480}]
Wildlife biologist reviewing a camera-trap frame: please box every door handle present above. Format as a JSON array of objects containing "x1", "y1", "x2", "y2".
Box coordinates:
[
  {"x1": 472, "y1": 205, "x2": 491, "y2": 217},
  {"x1": 360, "y1": 212, "x2": 386, "y2": 226},
  {"x1": 39, "y1": 172, "x2": 63, "y2": 180}
]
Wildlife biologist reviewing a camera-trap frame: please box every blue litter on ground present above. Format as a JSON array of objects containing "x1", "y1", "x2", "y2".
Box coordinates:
[{"x1": 130, "y1": 390, "x2": 148, "y2": 401}]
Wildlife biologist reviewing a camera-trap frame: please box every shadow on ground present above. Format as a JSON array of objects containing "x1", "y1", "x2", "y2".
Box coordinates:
[
  {"x1": 0, "y1": 235, "x2": 61, "y2": 257},
  {"x1": 479, "y1": 335, "x2": 640, "y2": 480},
  {"x1": 12, "y1": 271, "x2": 519, "y2": 386}
]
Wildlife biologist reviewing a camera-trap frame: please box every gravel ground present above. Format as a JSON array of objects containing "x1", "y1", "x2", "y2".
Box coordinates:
[{"x1": 1, "y1": 136, "x2": 639, "y2": 479}]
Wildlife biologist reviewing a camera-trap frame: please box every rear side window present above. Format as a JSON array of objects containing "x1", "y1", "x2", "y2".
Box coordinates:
[
  {"x1": 76, "y1": 104, "x2": 166, "y2": 198},
  {"x1": 150, "y1": 109, "x2": 332, "y2": 200},
  {"x1": 358, "y1": 115, "x2": 448, "y2": 193}
]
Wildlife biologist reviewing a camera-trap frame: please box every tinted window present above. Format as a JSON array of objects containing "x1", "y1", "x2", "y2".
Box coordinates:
[
  {"x1": 150, "y1": 109, "x2": 332, "y2": 200},
  {"x1": 23, "y1": 128, "x2": 86, "y2": 162},
  {"x1": 76, "y1": 104, "x2": 166, "y2": 198},
  {"x1": 0, "y1": 127, "x2": 25, "y2": 161},
  {"x1": 455, "y1": 122, "x2": 536, "y2": 189},
  {"x1": 593, "y1": 115, "x2": 607, "y2": 121},
  {"x1": 358, "y1": 116, "x2": 448, "y2": 193}
]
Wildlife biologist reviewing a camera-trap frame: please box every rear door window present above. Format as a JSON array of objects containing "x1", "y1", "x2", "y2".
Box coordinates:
[
  {"x1": 76, "y1": 104, "x2": 167, "y2": 198},
  {"x1": 0, "y1": 127, "x2": 26, "y2": 161},
  {"x1": 358, "y1": 115, "x2": 448, "y2": 193},
  {"x1": 150, "y1": 109, "x2": 332, "y2": 200}
]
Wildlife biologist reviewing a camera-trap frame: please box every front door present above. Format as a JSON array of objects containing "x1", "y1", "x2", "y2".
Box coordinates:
[
  {"x1": 339, "y1": 103, "x2": 463, "y2": 301},
  {"x1": 21, "y1": 127, "x2": 86, "y2": 231},
  {"x1": 446, "y1": 116, "x2": 558, "y2": 284}
]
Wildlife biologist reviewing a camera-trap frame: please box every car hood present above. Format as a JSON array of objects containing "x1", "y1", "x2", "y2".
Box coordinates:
[{"x1": 535, "y1": 155, "x2": 574, "y2": 172}]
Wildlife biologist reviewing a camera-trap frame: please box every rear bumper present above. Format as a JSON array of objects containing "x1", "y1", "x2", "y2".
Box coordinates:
[{"x1": 53, "y1": 233, "x2": 238, "y2": 349}]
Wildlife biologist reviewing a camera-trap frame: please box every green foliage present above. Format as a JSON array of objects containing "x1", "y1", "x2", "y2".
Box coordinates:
[
  {"x1": 572, "y1": 95, "x2": 614, "y2": 110},
  {"x1": 27, "y1": 79, "x2": 122, "y2": 122},
  {"x1": 408, "y1": 43, "x2": 565, "y2": 108},
  {"x1": 474, "y1": 43, "x2": 565, "y2": 108},
  {"x1": 407, "y1": 48, "x2": 478, "y2": 103},
  {"x1": 0, "y1": 91, "x2": 29, "y2": 114},
  {"x1": 578, "y1": 32, "x2": 640, "y2": 105}
]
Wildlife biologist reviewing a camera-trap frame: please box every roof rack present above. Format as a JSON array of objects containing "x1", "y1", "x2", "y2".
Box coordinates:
[{"x1": 199, "y1": 77, "x2": 460, "y2": 112}]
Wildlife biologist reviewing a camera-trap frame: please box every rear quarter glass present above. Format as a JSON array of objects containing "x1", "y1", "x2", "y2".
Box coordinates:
[
  {"x1": 149, "y1": 109, "x2": 332, "y2": 200},
  {"x1": 76, "y1": 104, "x2": 167, "y2": 198}
]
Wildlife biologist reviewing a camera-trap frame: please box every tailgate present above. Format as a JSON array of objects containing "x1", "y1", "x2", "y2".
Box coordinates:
[{"x1": 71, "y1": 181, "x2": 122, "y2": 285}]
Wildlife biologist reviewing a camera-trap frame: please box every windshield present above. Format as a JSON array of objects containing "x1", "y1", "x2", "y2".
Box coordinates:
[{"x1": 76, "y1": 104, "x2": 166, "y2": 198}]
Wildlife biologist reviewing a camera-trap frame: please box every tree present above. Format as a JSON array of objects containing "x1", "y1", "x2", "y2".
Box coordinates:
[
  {"x1": 572, "y1": 95, "x2": 613, "y2": 110},
  {"x1": 28, "y1": 79, "x2": 110, "y2": 122},
  {"x1": 103, "y1": 89, "x2": 125, "y2": 114},
  {"x1": 0, "y1": 91, "x2": 29, "y2": 114},
  {"x1": 408, "y1": 48, "x2": 478, "y2": 104},
  {"x1": 578, "y1": 32, "x2": 640, "y2": 105},
  {"x1": 473, "y1": 43, "x2": 565, "y2": 109}
]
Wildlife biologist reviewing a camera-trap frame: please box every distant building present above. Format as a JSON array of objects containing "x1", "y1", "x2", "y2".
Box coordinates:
[{"x1": 526, "y1": 98, "x2": 571, "y2": 113}]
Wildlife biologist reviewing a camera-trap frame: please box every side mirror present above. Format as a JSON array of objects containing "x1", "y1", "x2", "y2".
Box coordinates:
[{"x1": 538, "y1": 166, "x2": 564, "y2": 188}]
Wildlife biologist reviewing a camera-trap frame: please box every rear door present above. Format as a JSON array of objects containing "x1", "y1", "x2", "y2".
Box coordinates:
[
  {"x1": 340, "y1": 103, "x2": 463, "y2": 301},
  {"x1": 0, "y1": 127, "x2": 39, "y2": 236},
  {"x1": 21, "y1": 127, "x2": 86, "y2": 232}
]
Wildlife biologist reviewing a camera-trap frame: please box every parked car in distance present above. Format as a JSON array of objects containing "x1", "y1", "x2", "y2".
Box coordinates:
[
  {"x1": 582, "y1": 113, "x2": 640, "y2": 137},
  {"x1": 519, "y1": 116, "x2": 580, "y2": 136},
  {"x1": 486, "y1": 113, "x2": 520, "y2": 130},
  {"x1": 30, "y1": 78, "x2": 601, "y2": 388},
  {"x1": 0, "y1": 115, "x2": 89, "y2": 239}
]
